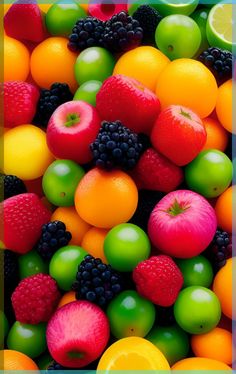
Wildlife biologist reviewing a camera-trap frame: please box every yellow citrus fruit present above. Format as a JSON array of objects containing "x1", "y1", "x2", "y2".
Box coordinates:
[
  {"x1": 213, "y1": 258, "x2": 233, "y2": 319},
  {"x1": 172, "y1": 357, "x2": 231, "y2": 370},
  {"x1": 75, "y1": 168, "x2": 138, "y2": 229},
  {"x1": 57, "y1": 291, "x2": 76, "y2": 309},
  {"x1": 97, "y1": 337, "x2": 170, "y2": 371},
  {"x1": 156, "y1": 58, "x2": 218, "y2": 118},
  {"x1": 216, "y1": 79, "x2": 232, "y2": 133},
  {"x1": 2, "y1": 350, "x2": 39, "y2": 371},
  {"x1": 3, "y1": 125, "x2": 54, "y2": 180},
  {"x1": 81, "y1": 227, "x2": 108, "y2": 263},
  {"x1": 4, "y1": 4, "x2": 11, "y2": 14},
  {"x1": 39, "y1": 4, "x2": 52, "y2": 13},
  {"x1": 202, "y1": 117, "x2": 228, "y2": 152},
  {"x1": 4, "y1": 36, "x2": 30, "y2": 81},
  {"x1": 30, "y1": 37, "x2": 78, "y2": 92},
  {"x1": 191, "y1": 327, "x2": 232, "y2": 365},
  {"x1": 215, "y1": 186, "x2": 234, "y2": 233},
  {"x1": 113, "y1": 46, "x2": 170, "y2": 92},
  {"x1": 51, "y1": 206, "x2": 91, "y2": 246}
]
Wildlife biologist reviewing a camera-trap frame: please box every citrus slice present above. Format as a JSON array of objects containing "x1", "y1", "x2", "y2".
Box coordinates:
[{"x1": 206, "y1": 3, "x2": 234, "y2": 51}]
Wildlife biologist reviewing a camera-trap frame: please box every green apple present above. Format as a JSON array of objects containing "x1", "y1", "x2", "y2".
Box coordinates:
[
  {"x1": 176, "y1": 255, "x2": 213, "y2": 288},
  {"x1": 153, "y1": 0, "x2": 199, "y2": 16},
  {"x1": 191, "y1": 8, "x2": 210, "y2": 54},
  {"x1": 0, "y1": 311, "x2": 9, "y2": 345},
  {"x1": 73, "y1": 80, "x2": 102, "y2": 106},
  {"x1": 19, "y1": 250, "x2": 48, "y2": 279}
]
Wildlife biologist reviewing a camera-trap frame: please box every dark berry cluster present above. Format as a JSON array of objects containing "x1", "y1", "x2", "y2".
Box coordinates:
[
  {"x1": 3, "y1": 250, "x2": 19, "y2": 292},
  {"x1": 90, "y1": 120, "x2": 143, "y2": 170},
  {"x1": 198, "y1": 47, "x2": 232, "y2": 84},
  {"x1": 37, "y1": 221, "x2": 72, "y2": 261},
  {"x1": 68, "y1": 17, "x2": 104, "y2": 52},
  {"x1": 205, "y1": 229, "x2": 232, "y2": 273},
  {"x1": 72, "y1": 255, "x2": 124, "y2": 307},
  {"x1": 133, "y1": 5, "x2": 162, "y2": 44},
  {"x1": 33, "y1": 83, "x2": 73, "y2": 127},
  {"x1": 0, "y1": 174, "x2": 27, "y2": 200},
  {"x1": 102, "y1": 11, "x2": 143, "y2": 52}
]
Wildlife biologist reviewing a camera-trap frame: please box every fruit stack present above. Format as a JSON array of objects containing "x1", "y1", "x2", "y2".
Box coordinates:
[{"x1": 1, "y1": 0, "x2": 234, "y2": 371}]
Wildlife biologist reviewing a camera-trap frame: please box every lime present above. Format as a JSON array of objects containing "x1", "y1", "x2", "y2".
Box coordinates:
[
  {"x1": 206, "y1": 3, "x2": 234, "y2": 51},
  {"x1": 153, "y1": 0, "x2": 199, "y2": 16},
  {"x1": 191, "y1": 8, "x2": 210, "y2": 54}
]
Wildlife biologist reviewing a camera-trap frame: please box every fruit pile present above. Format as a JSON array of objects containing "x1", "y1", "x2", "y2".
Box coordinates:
[{"x1": 1, "y1": 0, "x2": 235, "y2": 371}]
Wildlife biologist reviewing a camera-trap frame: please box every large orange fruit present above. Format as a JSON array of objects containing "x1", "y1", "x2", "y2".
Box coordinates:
[
  {"x1": 2, "y1": 350, "x2": 39, "y2": 371},
  {"x1": 172, "y1": 357, "x2": 231, "y2": 370},
  {"x1": 213, "y1": 258, "x2": 233, "y2": 319},
  {"x1": 216, "y1": 79, "x2": 233, "y2": 133}
]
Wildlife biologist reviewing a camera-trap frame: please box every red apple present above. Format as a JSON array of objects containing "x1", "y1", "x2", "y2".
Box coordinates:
[
  {"x1": 46, "y1": 101, "x2": 101, "y2": 164},
  {"x1": 88, "y1": 2, "x2": 127, "y2": 21},
  {"x1": 151, "y1": 105, "x2": 207, "y2": 166},
  {"x1": 148, "y1": 190, "x2": 217, "y2": 258},
  {"x1": 46, "y1": 300, "x2": 110, "y2": 368}
]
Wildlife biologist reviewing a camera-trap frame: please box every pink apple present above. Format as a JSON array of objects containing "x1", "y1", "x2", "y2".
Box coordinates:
[
  {"x1": 88, "y1": 2, "x2": 127, "y2": 21},
  {"x1": 148, "y1": 190, "x2": 217, "y2": 258},
  {"x1": 46, "y1": 101, "x2": 101, "y2": 164},
  {"x1": 46, "y1": 300, "x2": 110, "y2": 368}
]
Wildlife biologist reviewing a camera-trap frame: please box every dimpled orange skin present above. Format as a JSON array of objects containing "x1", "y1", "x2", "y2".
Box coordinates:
[
  {"x1": 75, "y1": 168, "x2": 138, "y2": 229},
  {"x1": 2, "y1": 350, "x2": 39, "y2": 371},
  {"x1": 216, "y1": 79, "x2": 233, "y2": 133},
  {"x1": 4, "y1": 36, "x2": 30, "y2": 81},
  {"x1": 172, "y1": 357, "x2": 231, "y2": 370},
  {"x1": 81, "y1": 227, "x2": 108, "y2": 263},
  {"x1": 202, "y1": 117, "x2": 228, "y2": 152},
  {"x1": 155, "y1": 59, "x2": 218, "y2": 118},
  {"x1": 213, "y1": 258, "x2": 233, "y2": 320}
]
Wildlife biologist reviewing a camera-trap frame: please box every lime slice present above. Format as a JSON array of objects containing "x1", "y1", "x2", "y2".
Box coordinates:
[
  {"x1": 206, "y1": 3, "x2": 234, "y2": 51},
  {"x1": 153, "y1": 0, "x2": 198, "y2": 16}
]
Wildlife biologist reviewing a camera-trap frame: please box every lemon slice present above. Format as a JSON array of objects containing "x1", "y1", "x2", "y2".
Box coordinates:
[{"x1": 206, "y1": 3, "x2": 234, "y2": 51}]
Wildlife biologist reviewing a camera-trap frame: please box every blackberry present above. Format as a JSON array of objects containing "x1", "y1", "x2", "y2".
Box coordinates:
[
  {"x1": 33, "y1": 83, "x2": 73, "y2": 127},
  {"x1": 3, "y1": 250, "x2": 19, "y2": 292},
  {"x1": 133, "y1": 5, "x2": 163, "y2": 44},
  {"x1": 198, "y1": 47, "x2": 233, "y2": 84},
  {"x1": 37, "y1": 221, "x2": 72, "y2": 261},
  {"x1": 102, "y1": 11, "x2": 143, "y2": 52},
  {"x1": 72, "y1": 255, "x2": 124, "y2": 307},
  {"x1": 68, "y1": 17, "x2": 104, "y2": 52},
  {"x1": 205, "y1": 229, "x2": 232, "y2": 273},
  {"x1": 90, "y1": 120, "x2": 143, "y2": 170},
  {"x1": 0, "y1": 174, "x2": 27, "y2": 200}
]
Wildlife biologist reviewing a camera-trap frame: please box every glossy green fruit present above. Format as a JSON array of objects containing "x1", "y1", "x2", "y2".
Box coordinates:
[
  {"x1": 104, "y1": 223, "x2": 151, "y2": 272},
  {"x1": 7, "y1": 322, "x2": 47, "y2": 358},
  {"x1": 153, "y1": 0, "x2": 199, "y2": 16},
  {"x1": 37, "y1": 353, "x2": 53, "y2": 370},
  {"x1": 43, "y1": 159, "x2": 85, "y2": 206},
  {"x1": 74, "y1": 47, "x2": 115, "y2": 85},
  {"x1": 46, "y1": 0, "x2": 86, "y2": 37},
  {"x1": 49, "y1": 245, "x2": 88, "y2": 290},
  {"x1": 174, "y1": 286, "x2": 221, "y2": 334},
  {"x1": 73, "y1": 80, "x2": 102, "y2": 106},
  {"x1": 146, "y1": 324, "x2": 189, "y2": 365},
  {"x1": 191, "y1": 8, "x2": 210, "y2": 54},
  {"x1": 155, "y1": 15, "x2": 201, "y2": 60},
  {"x1": 19, "y1": 250, "x2": 48, "y2": 279},
  {"x1": 185, "y1": 149, "x2": 233, "y2": 198},
  {"x1": 107, "y1": 290, "x2": 156, "y2": 339},
  {"x1": 176, "y1": 255, "x2": 213, "y2": 288},
  {"x1": 0, "y1": 310, "x2": 9, "y2": 344}
]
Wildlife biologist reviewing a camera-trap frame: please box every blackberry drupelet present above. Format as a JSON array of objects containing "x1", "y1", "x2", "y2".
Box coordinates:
[
  {"x1": 198, "y1": 47, "x2": 232, "y2": 84},
  {"x1": 68, "y1": 17, "x2": 104, "y2": 52},
  {"x1": 205, "y1": 229, "x2": 232, "y2": 273},
  {"x1": 33, "y1": 83, "x2": 73, "y2": 127},
  {"x1": 133, "y1": 5, "x2": 163, "y2": 44},
  {"x1": 102, "y1": 11, "x2": 143, "y2": 52},
  {"x1": 0, "y1": 174, "x2": 27, "y2": 200},
  {"x1": 90, "y1": 120, "x2": 143, "y2": 170},
  {"x1": 37, "y1": 221, "x2": 72, "y2": 261},
  {"x1": 72, "y1": 255, "x2": 124, "y2": 307}
]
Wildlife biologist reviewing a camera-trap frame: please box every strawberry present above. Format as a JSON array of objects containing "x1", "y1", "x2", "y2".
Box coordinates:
[
  {"x1": 3, "y1": 81, "x2": 39, "y2": 128},
  {"x1": 4, "y1": 0, "x2": 48, "y2": 43},
  {"x1": 1, "y1": 193, "x2": 51, "y2": 254},
  {"x1": 131, "y1": 148, "x2": 184, "y2": 193}
]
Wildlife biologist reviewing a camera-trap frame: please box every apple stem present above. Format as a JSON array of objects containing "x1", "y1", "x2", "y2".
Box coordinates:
[
  {"x1": 180, "y1": 109, "x2": 191, "y2": 120},
  {"x1": 167, "y1": 199, "x2": 190, "y2": 216},
  {"x1": 64, "y1": 113, "x2": 80, "y2": 127}
]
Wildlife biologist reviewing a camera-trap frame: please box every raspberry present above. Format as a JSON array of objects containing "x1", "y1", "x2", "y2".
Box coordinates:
[
  {"x1": 133, "y1": 255, "x2": 184, "y2": 307},
  {"x1": 11, "y1": 273, "x2": 61, "y2": 324},
  {"x1": 0, "y1": 174, "x2": 27, "y2": 200}
]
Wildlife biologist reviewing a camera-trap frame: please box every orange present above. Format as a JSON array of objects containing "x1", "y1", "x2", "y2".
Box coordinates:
[
  {"x1": 216, "y1": 79, "x2": 233, "y2": 133},
  {"x1": 57, "y1": 291, "x2": 76, "y2": 309},
  {"x1": 191, "y1": 327, "x2": 232, "y2": 365},
  {"x1": 51, "y1": 206, "x2": 91, "y2": 246},
  {"x1": 38, "y1": 4, "x2": 52, "y2": 13},
  {"x1": 75, "y1": 168, "x2": 138, "y2": 229},
  {"x1": 172, "y1": 357, "x2": 231, "y2": 370},
  {"x1": 4, "y1": 36, "x2": 30, "y2": 81},
  {"x1": 30, "y1": 37, "x2": 78, "y2": 92},
  {"x1": 2, "y1": 350, "x2": 39, "y2": 371},
  {"x1": 113, "y1": 46, "x2": 170, "y2": 92},
  {"x1": 81, "y1": 227, "x2": 108, "y2": 263},
  {"x1": 97, "y1": 337, "x2": 170, "y2": 371},
  {"x1": 202, "y1": 117, "x2": 228, "y2": 152},
  {"x1": 215, "y1": 186, "x2": 234, "y2": 233},
  {"x1": 156, "y1": 59, "x2": 218, "y2": 118},
  {"x1": 213, "y1": 258, "x2": 233, "y2": 319}
]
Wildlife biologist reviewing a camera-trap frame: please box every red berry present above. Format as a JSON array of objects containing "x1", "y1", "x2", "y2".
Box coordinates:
[
  {"x1": 12, "y1": 273, "x2": 61, "y2": 324},
  {"x1": 133, "y1": 255, "x2": 184, "y2": 307},
  {"x1": 96, "y1": 75, "x2": 160, "y2": 134},
  {"x1": 1, "y1": 193, "x2": 51, "y2": 254},
  {"x1": 3, "y1": 81, "x2": 39, "y2": 128},
  {"x1": 131, "y1": 148, "x2": 183, "y2": 192}
]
